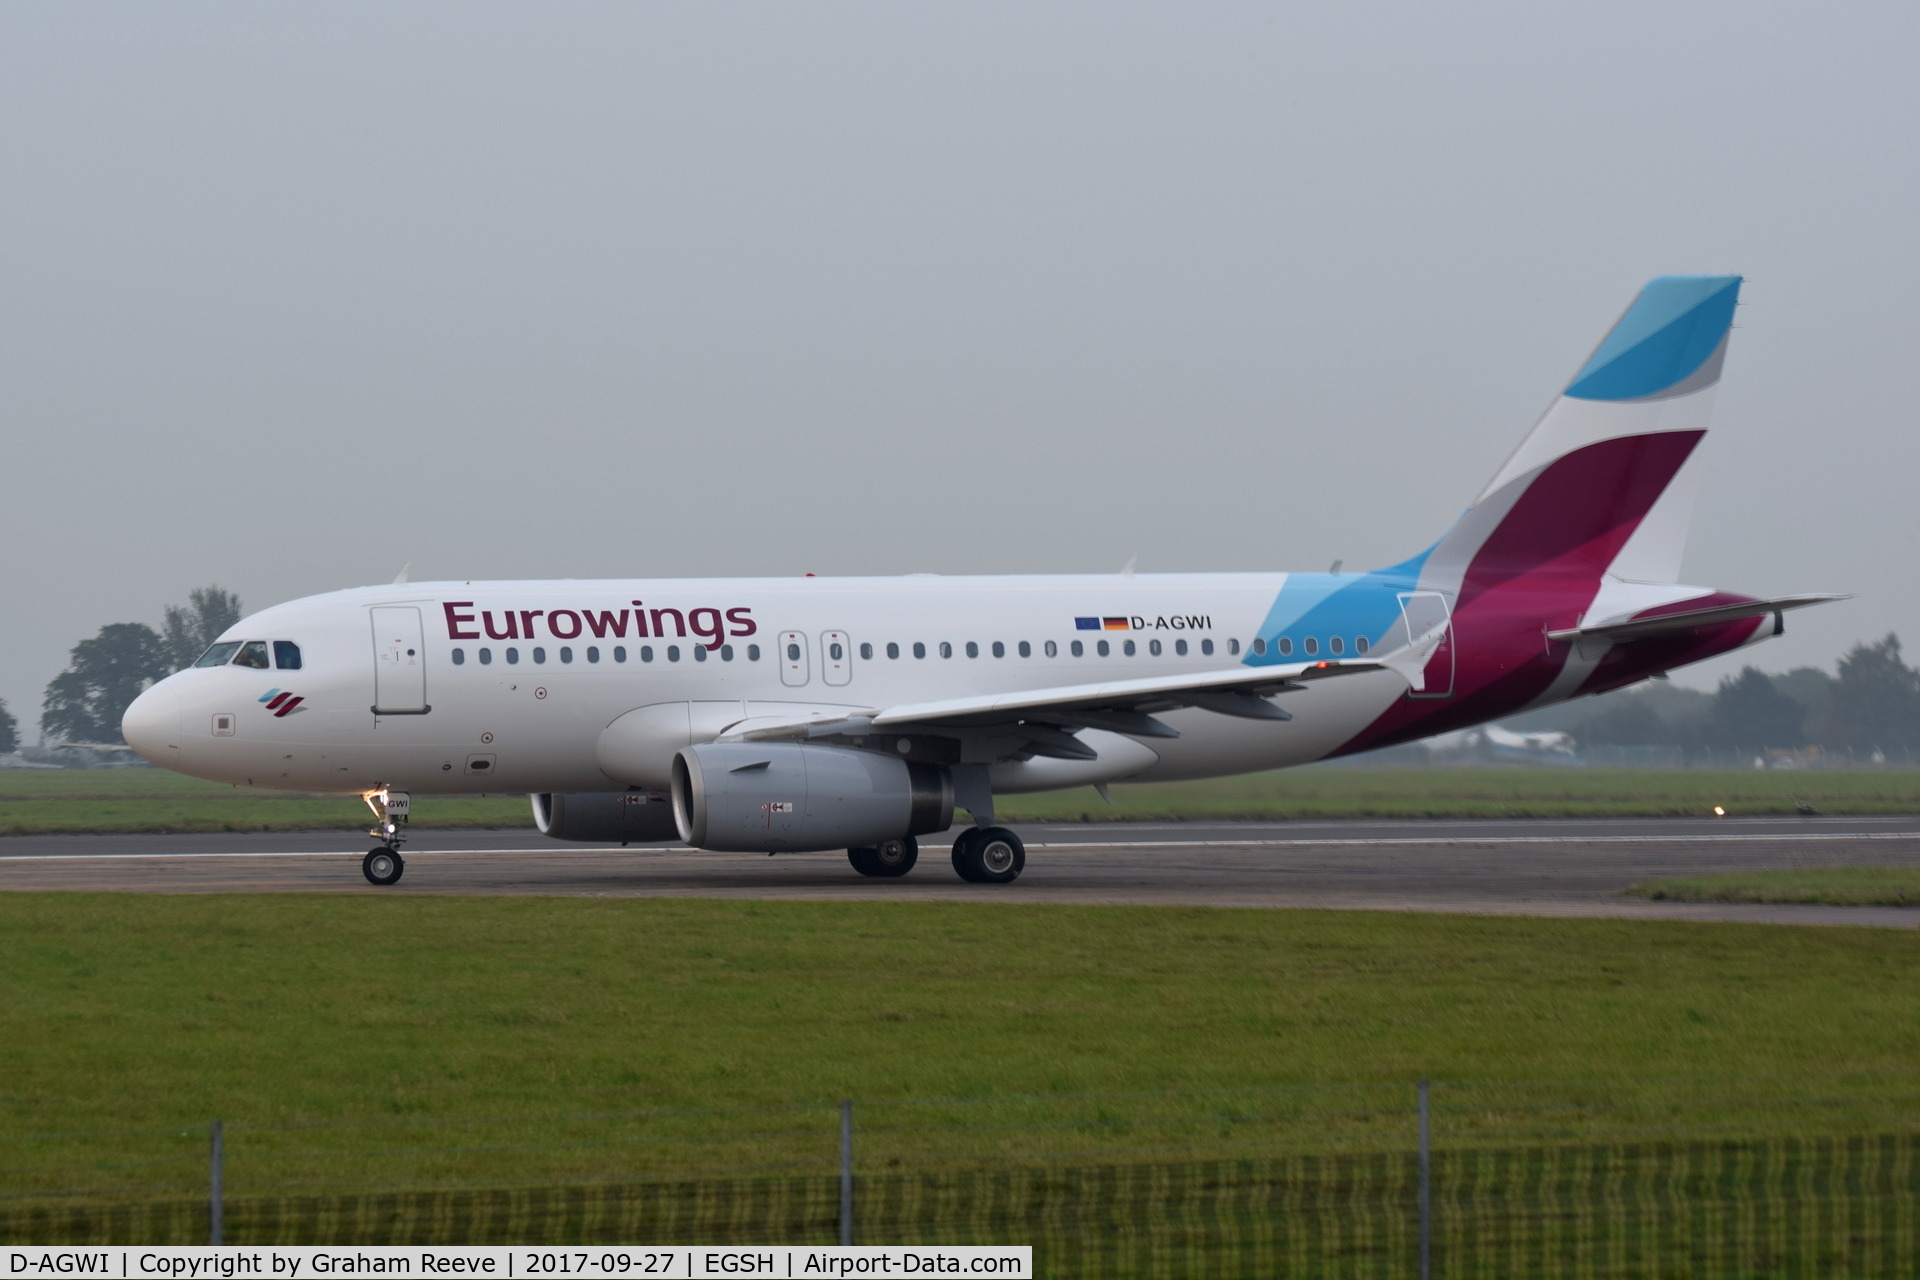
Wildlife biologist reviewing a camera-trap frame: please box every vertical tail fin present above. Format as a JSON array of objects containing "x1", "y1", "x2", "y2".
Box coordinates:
[{"x1": 1424, "y1": 275, "x2": 1742, "y2": 602}]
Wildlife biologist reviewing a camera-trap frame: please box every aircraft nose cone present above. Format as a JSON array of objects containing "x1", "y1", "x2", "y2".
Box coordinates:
[{"x1": 122, "y1": 684, "x2": 181, "y2": 762}]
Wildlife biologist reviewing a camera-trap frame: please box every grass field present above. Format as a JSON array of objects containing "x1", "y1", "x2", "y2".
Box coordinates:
[
  {"x1": 2, "y1": 894, "x2": 1916, "y2": 1199},
  {"x1": 3, "y1": 765, "x2": 1918, "y2": 835},
  {"x1": 1630, "y1": 866, "x2": 1920, "y2": 906}
]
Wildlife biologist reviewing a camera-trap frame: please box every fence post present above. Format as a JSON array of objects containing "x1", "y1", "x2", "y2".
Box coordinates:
[
  {"x1": 1417, "y1": 1080, "x2": 1430, "y2": 1280},
  {"x1": 839, "y1": 1099, "x2": 853, "y2": 1247},
  {"x1": 209, "y1": 1120, "x2": 224, "y2": 1246}
]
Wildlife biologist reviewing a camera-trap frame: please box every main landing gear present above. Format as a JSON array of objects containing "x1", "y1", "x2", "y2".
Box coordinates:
[
  {"x1": 845, "y1": 828, "x2": 1027, "y2": 883},
  {"x1": 950, "y1": 826, "x2": 1026, "y2": 884},
  {"x1": 360, "y1": 788, "x2": 411, "y2": 886},
  {"x1": 848, "y1": 837, "x2": 919, "y2": 878}
]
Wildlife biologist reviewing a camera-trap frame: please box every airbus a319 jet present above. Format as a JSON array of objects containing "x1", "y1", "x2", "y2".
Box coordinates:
[{"x1": 123, "y1": 276, "x2": 1838, "y2": 886}]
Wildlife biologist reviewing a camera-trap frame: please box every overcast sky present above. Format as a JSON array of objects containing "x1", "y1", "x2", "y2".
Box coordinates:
[{"x1": 4, "y1": 2, "x2": 1916, "y2": 731}]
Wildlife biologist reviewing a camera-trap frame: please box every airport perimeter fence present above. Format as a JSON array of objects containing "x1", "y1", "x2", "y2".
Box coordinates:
[{"x1": 6, "y1": 1079, "x2": 1919, "y2": 1276}]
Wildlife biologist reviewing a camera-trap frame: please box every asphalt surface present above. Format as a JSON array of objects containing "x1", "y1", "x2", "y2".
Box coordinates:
[{"x1": 4, "y1": 816, "x2": 1919, "y2": 927}]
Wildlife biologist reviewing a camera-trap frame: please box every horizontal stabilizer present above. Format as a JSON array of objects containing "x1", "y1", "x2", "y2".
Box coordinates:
[{"x1": 1547, "y1": 594, "x2": 1847, "y2": 644}]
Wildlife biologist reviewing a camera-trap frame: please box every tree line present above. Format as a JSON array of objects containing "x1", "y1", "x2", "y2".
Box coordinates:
[
  {"x1": 8, "y1": 599, "x2": 1918, "y2": 762},
  {"x1": 2, "y1": 587, "x2": 243, "y2": 751},
  {"x1": 1509, "y1": 634, "x2": 1920, "y2": 759}
]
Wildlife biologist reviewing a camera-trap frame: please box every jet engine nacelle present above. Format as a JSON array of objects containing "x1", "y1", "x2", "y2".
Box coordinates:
[
  {"x1": 531, "y1": 791, "x2": 682, "y2": 843},
  {"x1": 671, "y1": 742, "x2": 953, "y2": 853}
]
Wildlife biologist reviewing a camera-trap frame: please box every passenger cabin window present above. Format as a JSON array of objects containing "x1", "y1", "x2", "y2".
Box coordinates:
[
  {"x1": 939, "y1": 642, "x2": 953, "y2": 659},
  {"x1": 196, "y1": 642, "x2": 242, "y2": 668},
  {"x1": 1018, "y1": 641, "x2": 1031, "y2": 658},
  {"x1": 452, "y1": 648, "x2": 466, "y2": 665},
  {"x1": 1278, "y1": 637, "x2": 1293, "y2": 657},
  {"x1": 887, "y1": 642, "x2": 900, "y2": 659},
  {"x1": 1252, "y1": 638, "x2": 1267, "y2": 656},
  {"x1": 587, "y1": 646, "x2": 601, "y2": 663},
  {"x1": 1228, "y1": 639, "x2": 1241, "y2": 656},
  {"x1": 1122, "y1": 639, "x2": 1136, "y2": 656},
  {"x1": 913, "y1": 642, "x2": 927, "y2": 659},
  {"x1": 1303, "y1": 637, "x2": 1318, "y2": 655},
  {"x1": 1044, "y1": 640, "x2": 1057, "y2": 657},
  {"x1": 1149, "y1": 639, "x2": 1162, "y2": 656},
  {"x1": 860, "y1": 643, "x2": 873, "y2": 660},
  {"x1": 1175, "y1": 638, "x2": 1188, "y2": 656},
  {"x1": 1096, "y1": 640, "x2": 1110, "y2": 657},
  {"x1": 747, "y1": 644, "x2": 761, "y2": 661},
  {"x1": 273, "y1": 641, "x2": 302, "y2": 670},
  {"x1": 721, "y1": 644, "x2": 734, "y2": 661},
  {"x1": 1356, "y1": 636, "x2": 1370, "y2": 654},
  {"x1": 965, "y1": 641, "x2": 979, "y2": 658},
  {"x1": 1330, "y1": 636, "x2": 1344, "y2": 655},
  {"x1": 1201, "y1": 638, "x2": 1214, "y2": 656},
  {"x1": 1071, "y1": 640, "x2": 1083, "y2": 657},
  {"x1": 232, "y1": 641, "x2": 271, "y2": 669},
  {"x1": 613, "y1": 646, "x2": 626, "y2": 662},
  {"x1": 480, "y1": 648, "x2": 494, "y2": 665},
  {"x1": 506, "y1": 647, "x2": 520, "y2": 664},
  {"x1": 992, "y1": 641, "x2": 1005, "y2": 658}
]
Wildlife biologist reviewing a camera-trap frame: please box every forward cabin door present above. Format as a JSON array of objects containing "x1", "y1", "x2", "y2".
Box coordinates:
[
  {"x1": 371, "y1": 606, "x2": 431, "y2": 714},
  {"x1": 778, "y1": 630, "x2": 809, "y2": 687},
  {"x1": 821, "y1": 631, "x2": 851, "y2": 686},
  {"x1": 1396, "y1": 592, "x2": 1455, "y2": 698}
]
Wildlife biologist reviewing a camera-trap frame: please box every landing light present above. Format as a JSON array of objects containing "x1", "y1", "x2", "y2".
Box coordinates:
[{"x1": 1713, "y1": 806, "x2": 1726, "y2": 817}]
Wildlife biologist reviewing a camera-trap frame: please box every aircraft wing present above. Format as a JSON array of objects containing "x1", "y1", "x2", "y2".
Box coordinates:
[
  {"x1": 1546, "y1": 593, "x2": 1847, "y2": 645},
  {"x1": 722, "y1": 624, "x2": 1446, "y2": 759}
]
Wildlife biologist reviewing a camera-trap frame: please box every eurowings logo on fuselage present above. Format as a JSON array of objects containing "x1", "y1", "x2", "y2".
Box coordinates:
[
  {"x1": 260, "y1": 689, "x2": 306, "y2": 717},
  {"x1": 442, "y1": 602, "x2": 758, "y2": 651},
  {"x1": 1074, "y1": 615, "x2": 1213, "y2": 631}
]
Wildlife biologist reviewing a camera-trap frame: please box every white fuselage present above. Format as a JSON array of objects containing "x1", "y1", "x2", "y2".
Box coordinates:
[{"x1": 124, "y1": 573, "x2": 1416, "y2": 797}]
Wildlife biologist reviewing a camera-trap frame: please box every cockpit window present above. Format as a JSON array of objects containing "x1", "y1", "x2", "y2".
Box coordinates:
[
  {"x1": 232, "y1": 641, "x2": 271, "y2": 669},
  {"x1": 194, "y1": 641, "x2": 243, "y2": 668},
  {"x1": 273, "y1": 641, "x2": 302, "y2": 670}
]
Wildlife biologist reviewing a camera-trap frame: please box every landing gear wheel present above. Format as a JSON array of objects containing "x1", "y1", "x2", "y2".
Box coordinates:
[
  {"x1": 951, "y1": 826, "x2": 1024, "y2": 884},
  {"x1": 363, "y1": 847, "x2": 405, "y2": 886},
  {"x1": 848, "y1": 837, "x2": 919, "y2": 878}
]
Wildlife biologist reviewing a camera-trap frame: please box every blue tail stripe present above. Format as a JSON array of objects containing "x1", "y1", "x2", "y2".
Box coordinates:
[{"x1": 1564, "y1": 275, "x2": 1740, "y2": 402}]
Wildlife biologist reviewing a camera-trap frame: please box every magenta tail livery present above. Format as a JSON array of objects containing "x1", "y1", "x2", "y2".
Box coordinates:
[{"x1": 123, "y1": 277, "x2": 1842, "y2": 885}]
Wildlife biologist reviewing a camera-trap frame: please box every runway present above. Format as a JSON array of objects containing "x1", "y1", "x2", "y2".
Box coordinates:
[{"x1": 4, "y1": 816, "x2": 1919, "y2": 927}]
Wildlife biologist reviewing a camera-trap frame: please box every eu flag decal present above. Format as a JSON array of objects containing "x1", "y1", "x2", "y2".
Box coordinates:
[{"x1": 1074, "y1": 617, "x2": 1100, "y2": 630}]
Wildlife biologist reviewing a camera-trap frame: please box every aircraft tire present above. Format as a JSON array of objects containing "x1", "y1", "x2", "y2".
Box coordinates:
[
  {"x1": 849, "y1": 837, "x2": 919, "y2": 878},
  {"x1": 949, "y1": 828, "x2": 983, "y2": 882},
  {"x1": 952, "y1": 827, "x2": 1024, "y2": 884},
  {"x1": 362, "y1": 847, "x2": 405, "y2": 886}
]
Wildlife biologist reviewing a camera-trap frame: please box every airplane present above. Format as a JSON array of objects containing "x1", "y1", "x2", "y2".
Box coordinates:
[{"x1": 121, "y1": 275, "x2": 1840, "y2": 886}]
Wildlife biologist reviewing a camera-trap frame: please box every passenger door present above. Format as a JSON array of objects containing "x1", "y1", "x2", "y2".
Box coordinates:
[
  {"x1": 778, "y1": 630, "x2": 809, "y2": 687},
  {"x1": 820, "y1": 631, "x2": 851, "y2": 686},
  {"x1": 371, "y1": 606, "x2": 430, "y2": 713}
]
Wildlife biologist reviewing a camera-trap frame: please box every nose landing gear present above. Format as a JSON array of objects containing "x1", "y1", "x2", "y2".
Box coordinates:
[{"x1": 360, "y1": 789, "x2": 411, "y2": 886}]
